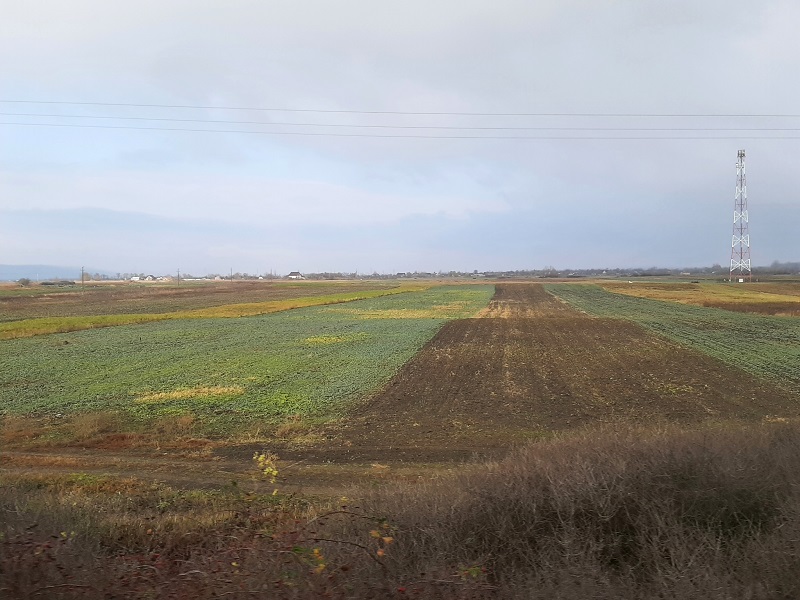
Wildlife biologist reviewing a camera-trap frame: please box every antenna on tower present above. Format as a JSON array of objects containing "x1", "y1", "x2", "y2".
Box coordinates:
[{"x1": 730, "y1": 149, "x2": 751, "y2": 283}]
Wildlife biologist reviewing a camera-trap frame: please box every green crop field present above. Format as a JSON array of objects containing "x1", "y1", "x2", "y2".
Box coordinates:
[
  {"x1": 1, "y1": 285, "x2": 493, "y2": 432},
  {"x1": 547, "y1": 283, "x2": 800, "y2": 393}
]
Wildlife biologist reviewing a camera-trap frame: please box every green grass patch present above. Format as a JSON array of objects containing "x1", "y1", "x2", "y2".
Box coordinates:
[
  {"x1": 547, "y1": 284, "x2": 800, "y2": 393},
  {"x1": 0, "y1": 285, "x2": 494, "y2": 434}
]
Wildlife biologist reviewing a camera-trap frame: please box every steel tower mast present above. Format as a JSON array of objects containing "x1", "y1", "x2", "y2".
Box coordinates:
[{"x1": 730, "y1": 149, "x2": 751, "y2": 282}]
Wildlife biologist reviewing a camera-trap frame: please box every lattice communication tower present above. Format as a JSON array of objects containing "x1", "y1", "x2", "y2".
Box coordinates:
[{"x1": 730, "y1": 149, "x2": 751, "y2": 282}]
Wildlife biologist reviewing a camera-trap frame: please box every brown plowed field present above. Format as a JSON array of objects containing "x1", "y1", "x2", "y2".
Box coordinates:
[{"x1": 313, "y1": 283, "x2": 798, "y2": 460}]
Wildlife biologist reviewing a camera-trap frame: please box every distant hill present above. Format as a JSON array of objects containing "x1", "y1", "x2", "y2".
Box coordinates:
[{"x1": 0, "y1": 265, "x2": 113, "y2": 282}]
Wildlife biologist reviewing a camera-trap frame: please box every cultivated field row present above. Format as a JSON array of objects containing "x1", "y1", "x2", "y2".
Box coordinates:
[
  {"x1": 0, "y1": 280, "x2": 401, "y2": 321},
  {"x1": 548, "y1": 283, "x2": 800, "y2": 394},
  {"x1": 0, "y1": 284, "x2": 429, "y2": 340},
  {"x1": 314, "y1": 283, "x2": 798, "y2": 462},
  {"x1": 0, "y1": 285, "x2": 494, "y2": 440},
  {"x1": 600, "y1": 280, "x2": 800, "y2": 316}
]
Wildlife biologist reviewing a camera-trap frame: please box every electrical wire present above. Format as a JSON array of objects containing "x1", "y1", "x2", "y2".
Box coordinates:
[
  {"x1": 4, "y1": 112, "x2": 800, "y2": 131},
  {"x1": 2, "y1": 99, "x2": 800, "y2": 118},
  {"x1": 4, "y1": 121, "x2": 800, "y2": 139}
]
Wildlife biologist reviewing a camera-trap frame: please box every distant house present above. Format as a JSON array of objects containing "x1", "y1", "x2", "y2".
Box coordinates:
[{"x1": 287, "y1": 271, "x2": 305, "y2": 280}]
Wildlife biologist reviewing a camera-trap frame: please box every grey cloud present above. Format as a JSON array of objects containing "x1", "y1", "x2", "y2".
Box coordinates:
[{"x1": 1, "y1": 1, "x2": 797, "y2": 272}]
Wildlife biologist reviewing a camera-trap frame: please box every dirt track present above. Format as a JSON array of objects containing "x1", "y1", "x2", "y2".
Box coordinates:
[{"x1": 5, "y1": 283, "x2": 798, "y2": 493}]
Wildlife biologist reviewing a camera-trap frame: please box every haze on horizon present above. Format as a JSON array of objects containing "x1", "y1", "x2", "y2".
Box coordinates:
[{"x1": 2, "y1": 1, "x2": 799, "y2": 275}]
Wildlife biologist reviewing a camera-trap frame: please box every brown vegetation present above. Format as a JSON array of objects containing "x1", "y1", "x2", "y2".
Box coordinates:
[
  {"x1": 3, "y1": 423, "x2": 800, "y2": 598},
  {"x1": 1, "y1": 413, "x2": 215, "y2": 454}
]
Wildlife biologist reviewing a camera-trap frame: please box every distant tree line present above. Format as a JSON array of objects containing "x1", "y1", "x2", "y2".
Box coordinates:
[
  {"x1": 16, "y1": 261, "x2": 797, "y2": 287},
  {"x1": 756, "y1": 261, "x2": 800, "y2": 275}
]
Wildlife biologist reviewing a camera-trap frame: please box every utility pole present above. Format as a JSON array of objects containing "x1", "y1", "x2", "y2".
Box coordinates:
[
  {"x1": 177, "y1": 268, "x2": 181, "y2": 285},
  {"x1": 80, "y1": 266, "x2": 85, "y2": 290},
  {"x1": 729, "y1": 149, "x2": 752, "y2": 282}
]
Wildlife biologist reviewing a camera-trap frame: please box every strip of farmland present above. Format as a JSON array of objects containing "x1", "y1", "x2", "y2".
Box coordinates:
[
  {"x1": 0, "y1": 280, "x2": 404, "y2": 322},
  {"x1": 0, "y1": 286, "x2": 493, "y2": 429},
  {"x1": 547, "y1": 283, "x2": 800, "y2": 394},
  {"x1": 323, "y1": 283, "x2": 798, "y2": 459},
  {"x1": 0, "y1": 285, "x2": 428, "y2": 340}
]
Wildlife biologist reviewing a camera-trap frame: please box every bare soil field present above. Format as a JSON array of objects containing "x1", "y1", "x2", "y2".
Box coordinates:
[{"x1": 313, "y1": 283, "x2": 797, "y2": 460}]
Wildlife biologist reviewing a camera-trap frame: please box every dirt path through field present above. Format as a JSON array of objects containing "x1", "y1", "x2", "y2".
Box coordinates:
[
  {"x1": 0, "y1": 448, "x2": 452, "y2": 496},
  {"x1": 6, "y1": 283, "x2": 797, "y2": 494}
]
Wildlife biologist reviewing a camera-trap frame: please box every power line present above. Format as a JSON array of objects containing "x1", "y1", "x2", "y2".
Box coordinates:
[
  {"x1": 2, "y1": 99, "x2": 800, "y2": 118},
  {"x1": 5, "y1": 112, "x2": 800, "y2": 131},
  {"x1": 4, "y1": 121, "x2": 800, "y2": 139}
]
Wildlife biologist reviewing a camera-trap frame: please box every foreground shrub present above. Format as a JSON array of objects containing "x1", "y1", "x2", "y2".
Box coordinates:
[
  {"x1": 2, "y1": 422, "x2": 800, "y2": 598},
  {"x1": 364, "y1": 422, "x2": 800, "y2": 597}
]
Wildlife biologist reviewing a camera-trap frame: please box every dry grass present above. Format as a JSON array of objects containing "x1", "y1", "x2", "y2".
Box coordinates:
[
  {"x1": 233, "y1": 414, "x2": 325, "y2": 447},
  {"x1": 0, "y1": 413, "x2": 216, "y2": 452},
  {"x1": 2, "y1": 410, "x2": 318, "y2": 453},
  {"x1": 135, "y1": 386, "x2": 245, "y2": 404},
  {"x1": 69, "y1": 411, "x2": 125, "y2": 440},
  {"x1": 0, "y1": 415, "x2": 48, "y2": 446},
  {"x1": 367, "y1": 423, "x2": 800, "y2": 582},
  {"x1": 150, "y1": 413, "x2": 197, "y2": 435},
  {"x1": 3, "y1": 422, "x2": 800, "y2": 598}
]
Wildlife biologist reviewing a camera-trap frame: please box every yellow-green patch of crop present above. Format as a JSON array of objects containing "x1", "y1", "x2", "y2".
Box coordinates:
[
  {"x1": 303, "y1": 332, "x2": 369, "y2": 345},
  {"x1": 0, "y1": 313, "x2": 176, "y2": 339},
  {"x1": 135, "y1": 386, "x2": 246, "y2": 404},
  {"x1": 323, "y1": 299, "x2": 481, "y2": 320},
  {"x1": 0, "y1": 285, "x2": 495, "y2": 435},
  {"x1": 0, "y1": 285, "x2": 429, "y2": 340}
]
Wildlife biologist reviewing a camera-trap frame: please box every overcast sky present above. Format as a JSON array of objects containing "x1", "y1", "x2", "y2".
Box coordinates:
[{"x1": 2, "y1": 0, "x2": 798, "y2": 275}]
